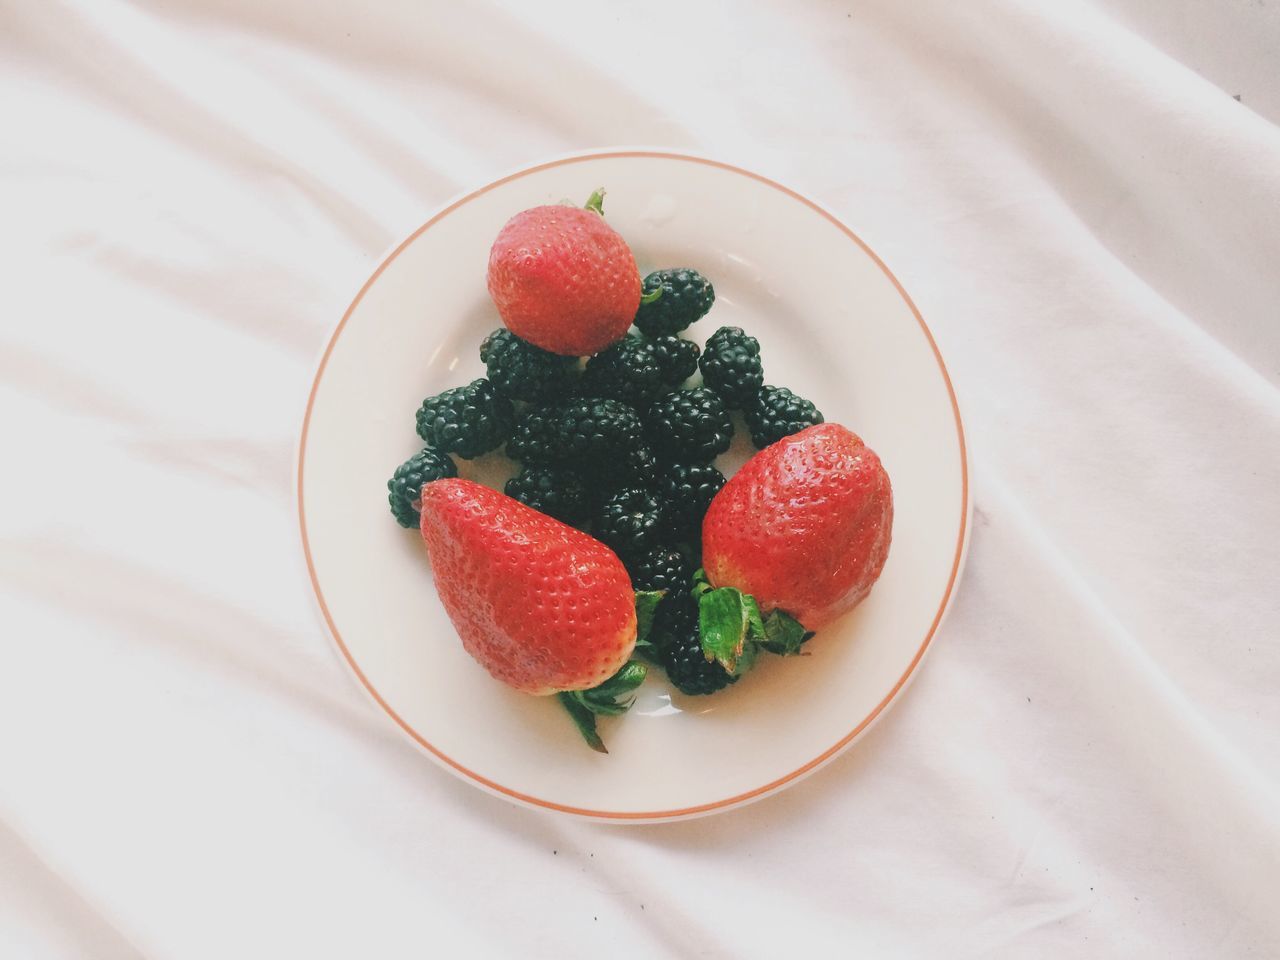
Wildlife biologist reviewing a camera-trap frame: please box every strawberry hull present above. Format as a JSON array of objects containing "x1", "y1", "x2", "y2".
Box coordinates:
[
  {"x1": 419, "y1": 479, "x2": 637, "y2": 695},
  {"x1": 701, "y1": 423, "x2": 893, "y2": 630}
]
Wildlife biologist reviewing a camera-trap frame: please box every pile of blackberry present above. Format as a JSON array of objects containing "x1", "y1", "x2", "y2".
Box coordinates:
[{"x1": 386, "y1": 266, "x2": 823, "y2": 697}]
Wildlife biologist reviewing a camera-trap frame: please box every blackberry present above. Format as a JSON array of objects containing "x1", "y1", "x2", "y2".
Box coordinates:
[
  {"x1": 582, "y1": 336, "x2": 664, "y2": 405},
  {"x1": 626, "y1": 545, "x2": 693, "y2": 594},
  {"x1": 588, "y1": 443, "x2": 658, "y2": 493},
  {"x1": 553, "y1": 398, "x2": 644, "y2": 466},
  {"x1": 744, "y1": 385, "x2": 825, "y2": 449},
  {"x1": 645, "y1": 388, "x2": 733, "y2": 463},
  {"x1": 386, "y1": 447, "x2": 458, "y2": 528},
  {"x1": 480, "y1": 329, "x2": 579, "y2": 402},
  {"x1": 634, "y1": 268, "x2": 715, "y2": 337},
  {"x1": 592, "y1": 486, "x2": 667, "y2": 559},
  {"x1": 658, "y1": 593, "x2": 734, "y2": 696},
  {"x1": 508, "y1": 398, "x2": 644, "y2": 472},
  {"x1": 657, "y1": 461, "x2": 725, "y2": 536},
  {"x1": 650, "y1": 336, "x2": 700, "y2": 386},
  {"x1": 506, "y1": 403, "x2": 562, "y2": 464},
  {"x1": 504, "y1": 466, "x2": 590, "y2": 525},
  {"x1": 699, "y1": 326, "x2": 763, "y2": 408},
  {"x1": 415, "y1": 378, "x2": 514, "y2": 459}
]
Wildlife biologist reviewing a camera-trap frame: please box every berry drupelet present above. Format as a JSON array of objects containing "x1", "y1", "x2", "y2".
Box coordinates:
[
  {"x1": 634, "y1": 268, "x2": 715, "y2": 337},
  {"x1": 479, "y1": 329, "x2": 579, "y2": 402},
  {"x1": 504, "y1": 465, "x2": 591, "y2": 525},
  {"x1": 699, "y1": 326, "x2": 763, "y2": 409},
  {"x1": 415, "y1": 378, "x2": 514, "y2": 459},
  {"x1": 645, "y1": 387, "x2": 734, "y2": 463},
  {"x1": 582, "y1": 336, "x2": 665, "y2": 406},
  {"x1": 657, "y1": 461, "x2": 726, "y2": 536},
  {"x1": 743, "y1": 385, "x2": 825, "y2": 449},
  {"x1": 657, "y1": 592, "x2": 734, "y2": 696},
  {"x1": 592, "y1": 486, "x2": 667, "y2": 559},
  {"x1": 387, "y1": 447, "x2": 458, "y2": 528},
  {"x1": 649, "y1": 335, "x2": 700, "y2": 386}
]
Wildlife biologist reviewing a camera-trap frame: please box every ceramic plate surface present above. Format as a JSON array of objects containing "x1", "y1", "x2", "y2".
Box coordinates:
[{"x1": 298, "y1": 150, "x2": 969, "y2": 822}]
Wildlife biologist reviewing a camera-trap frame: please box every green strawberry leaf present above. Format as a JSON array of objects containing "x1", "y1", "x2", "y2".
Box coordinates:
[
  {"x1": 557, "y1": 692, "x2": 607, "y2": 754},
  {"x1": 557, "y1": 661, "x2": 650, "y2": 753},
  {"x1": 691, "y1": 572, "x2": 814, "y2": 673},
  {"x1": 584, "y1": 188, "x2": 606, "y2": 215},
  {"x1": 634, "y1": 590, "x2": 665, "y2": 648},
  {"x1": 691, "y1": 567, "x2": 714, "y2": 600},
  {"x1": 734, "y1": 632, "x2": 760, "y2": 675},
  {"x1": 698, "y1": 586, "x2": 761, "y2": 676},
  {"x1": 760, "y1": 610, "x2": 813, "y2": 656},
  {"x1": 745, "y1": 594, "x2": 767, "y2": 642},
  {"x1": 564, "y1": 661, "x2": 648, "y2": 717},
  {"x1": 631, "y1": 640, "x2": 663, "y2": 665},
  {"x1": 581, "y1": 661, "x2": 648, "y2": 714}
]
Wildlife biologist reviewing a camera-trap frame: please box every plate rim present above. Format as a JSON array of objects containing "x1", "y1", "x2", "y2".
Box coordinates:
[{"x1": 296, "y1": 147, "x2": 971, "y2": 822}]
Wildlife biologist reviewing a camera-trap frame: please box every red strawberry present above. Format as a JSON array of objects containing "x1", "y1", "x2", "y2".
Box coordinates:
[
  {"x1": 702, "y1": 423, "x2": 893, "y2": 629},
  {"x1": 486, "y1": 192, "x2": 641, "y2": 356},
  {"x1": 419, "y1": 478, "x2": 637, "y2": 695}
]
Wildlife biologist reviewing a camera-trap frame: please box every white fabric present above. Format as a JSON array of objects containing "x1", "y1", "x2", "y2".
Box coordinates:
[{"x1": 3, "y1": 1, "x2": 1279, "y2": 956}]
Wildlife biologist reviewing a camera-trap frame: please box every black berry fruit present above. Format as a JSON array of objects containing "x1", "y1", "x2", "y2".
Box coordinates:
[
  {"x1": 657, "y1": 461, "x2": 725, "y2": 535},
  {"x1": 415, "y1": 378, "x2": 514, "y2": 459},
  {"x1": 626, "y1": 545, "x2": 693, "y2": 594},
  {"x1": 634, "y1": 269, "x2": 715, "y2": 337},
  {"x1": 504, "y1": 466, "x2": 590, "y2": 525},
  {"x1": 387, "y1": 447, "x2": 458, "y2": 528},
  {"x1": 650, "y1": 335, "x2": 700, "y2": 386},
  {"x1": 588, "y1": 443, "x2": 659, "y2": 493},
  {"x1": 699, "y1": 326, "x2": 763, "y2": 408},
  {"x1": 592, "y1": 486, "x2": 666, "y2": 559},
  {"x1": 553, "y1": 398, "x2": 645, "y2": 466},
  {"x1": 508, "y1": 398, "x2": 646, "y2": 476},
  {"x1": 744, "y1": 385, "x2": 824, "y2": 449},
  {"x1": 645, "y1": 387, "x2": 733, "y2": 463},
  {"x1": 582, "y1": 336, "x2": 665, "y2": 405},
  {"x1": 506, "y1": 403, "x2": 563, "y2": 464},
  {"x1": 480, "y1": 329, "x2": 579, "y2": 402},
  {"x1": 658, "y1": 592, "x2": 734, "y2": 696}
]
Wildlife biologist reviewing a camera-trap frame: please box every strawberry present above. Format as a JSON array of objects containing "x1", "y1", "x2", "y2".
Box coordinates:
[
  {"x1": 419, "y1": 478, "x2": 638, "y2": 696},
  {"x1": 486, "y1": 191, "x2": 641, "y2": 356},
  {"x1": 701, "y1": 423, "x2": 893, "y2": 630}
]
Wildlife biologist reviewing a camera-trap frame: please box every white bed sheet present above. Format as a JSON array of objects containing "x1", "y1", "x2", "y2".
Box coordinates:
[{"x1": 2, "y1": 1, "x2": 1278, "y2": 956}]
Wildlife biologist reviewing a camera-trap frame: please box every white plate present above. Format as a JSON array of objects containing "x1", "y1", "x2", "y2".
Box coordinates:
[{"x1": 298, "y1": 150, "x2": 969, "y2": 822}]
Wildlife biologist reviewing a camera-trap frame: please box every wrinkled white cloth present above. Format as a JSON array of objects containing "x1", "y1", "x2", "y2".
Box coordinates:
[{"x1": 2, "y1": 1, "x2": 1279, "y2": 957}]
